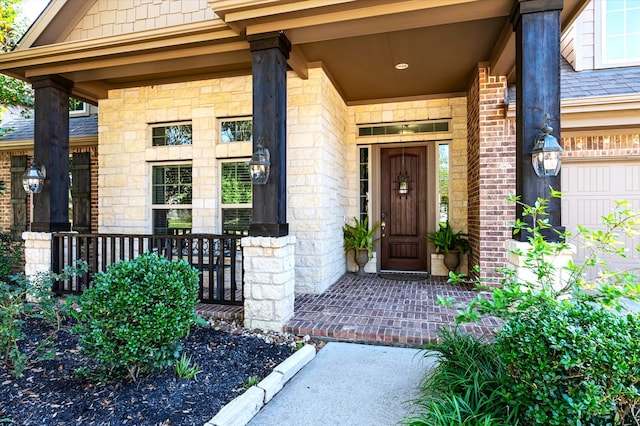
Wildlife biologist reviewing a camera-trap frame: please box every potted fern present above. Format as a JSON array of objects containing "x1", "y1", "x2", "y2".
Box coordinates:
[
  {"x1": 426, "y1": 221, "x2": 470, "y2": 272},
  {"x1": 343, "y1": 216, "x2": 380, "y2": 275}
]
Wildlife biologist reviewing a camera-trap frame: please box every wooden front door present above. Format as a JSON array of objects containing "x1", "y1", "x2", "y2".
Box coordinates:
[{"x1": 380, "y1": 146, "x2": 428, "y2": 271}]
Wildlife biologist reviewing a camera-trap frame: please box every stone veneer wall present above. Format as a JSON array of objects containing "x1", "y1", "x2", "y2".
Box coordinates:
[
  {"x1": 287, "y1": 67, "x2": 348, "y2": 293},
  {"x1": 466, "y1": 66, "x2": 516, "y2": 281},
  {"x1": 65, "y1": 0, "x2": 216, "y2": 41},
  {"x1": 344, "y1": 96, "x2": 468, "y2": 272},
  {"x1": 99, "y1": 68, "x2": 349, "y2": 294},
  {"x1": 98, "y1": 76, "x2": 253, "y2": 234}
]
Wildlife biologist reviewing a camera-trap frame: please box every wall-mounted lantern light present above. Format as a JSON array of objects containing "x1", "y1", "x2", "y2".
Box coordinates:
[
  {"x1": 22, "y1": 162, "x2": 46, "y2": 194},
  {"x1": 249, "y1": 137, "x2": 270, "y2": 185},
  {"x1": 531, "y1": 115, "x2": 563, "y2": 177}
]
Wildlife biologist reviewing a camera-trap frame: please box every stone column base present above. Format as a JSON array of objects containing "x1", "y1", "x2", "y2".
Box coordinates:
[
  {"x1": 504, "y1": 239, "x2": 575, "y2": 292},
  {"x1": 22, "y1": 232, "x2": 53, "y2": 276},
  {"x1": 242, "y1": 235, "x2": 296, "y2": 332}
]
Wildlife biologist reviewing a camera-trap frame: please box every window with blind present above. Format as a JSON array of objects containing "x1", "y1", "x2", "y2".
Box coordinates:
[
  {"x1": 220, "y1": 119, "x2": 252, "y2": 143},
  {"x1": 221, "y1": 161, "x2": 252, "y2": 235},
  {"x1": 152, "y1": 124, "x2": 193, "y2": 146},
  {"x1": 152, "y1": 165, "x2": 192, "y2": 235}
]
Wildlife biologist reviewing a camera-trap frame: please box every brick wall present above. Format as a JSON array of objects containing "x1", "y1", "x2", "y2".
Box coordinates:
[
  {"x1": 562, "y1": 133, "x2": 640, "y2": 158},
  {"x1": 467, "y1": 66, "x2": 516, "y2": 281},
  {"x1": 0, "y1": 145, "x2": 99, "y2": 234},
  {"x1": 65, "y1": 0, "x2": 216, "y2": 41}
]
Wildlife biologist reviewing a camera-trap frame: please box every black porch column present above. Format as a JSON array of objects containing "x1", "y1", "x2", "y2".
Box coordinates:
[
  {"x1": 512, "y1": 0, "x2": 564, "y2": 241},
  {"x1": 29, "y1": 75, "x2": 73, "y2": 232},
  {"x1": 247, "y1": 32, "x2": 290, "y2": 237}
]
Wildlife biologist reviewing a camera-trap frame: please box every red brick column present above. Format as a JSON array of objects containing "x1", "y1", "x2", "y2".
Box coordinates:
[{"x1": 467, "y1": 66, "x2": 516, "y2": 282}]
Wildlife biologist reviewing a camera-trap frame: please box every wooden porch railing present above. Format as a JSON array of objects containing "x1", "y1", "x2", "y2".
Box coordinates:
[{"x1": 51, "y1": 233, "x2": 244, "y2": 305}]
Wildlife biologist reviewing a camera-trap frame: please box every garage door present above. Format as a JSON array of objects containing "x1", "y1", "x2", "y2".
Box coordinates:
[{"x1": 562, "y1": 161, "x2": 640, "y2": 277}]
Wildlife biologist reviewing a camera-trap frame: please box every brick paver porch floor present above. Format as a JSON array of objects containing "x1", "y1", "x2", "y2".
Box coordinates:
[{"x1": 283, "y1": 273, "x2": 502, "y2": 347}]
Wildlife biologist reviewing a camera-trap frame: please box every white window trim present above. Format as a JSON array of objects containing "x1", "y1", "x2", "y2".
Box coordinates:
[
  {"x1": 595, "y1": 0, "x2": 640, "y2": 69},
  {"x1": 69, "y1": 101, "x2": 89, "y2": 117}
]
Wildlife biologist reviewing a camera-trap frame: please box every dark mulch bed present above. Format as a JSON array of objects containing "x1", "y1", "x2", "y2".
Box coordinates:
[{"x1": 0, "y1": 317, "x2": 294, "y2": 425}]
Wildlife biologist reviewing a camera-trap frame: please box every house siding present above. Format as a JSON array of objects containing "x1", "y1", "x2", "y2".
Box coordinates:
[
  {"x1": 467, "y1": 66, "x2": 515, "y2": 281},
  {"x1": 65, "y1": 0, "x2": 216, "y2": 41},
  {"x1": 562, "y1": 1, "x2": 595, "y2": 71}
]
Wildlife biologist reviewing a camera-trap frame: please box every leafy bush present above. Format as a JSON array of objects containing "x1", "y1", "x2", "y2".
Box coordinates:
[
  {"x1": 0, "y1": 232, "x2": 22, "y2": 283},
  {"x1": 432, "y1": 194, "x2": 640, "y2": 425},
  {"x1": 0, "y1": 263, "x2": 86, "y2": 377},
  {"x1": 72, "y1": 253, "x2": 200, "y2": 381},
  {"x1": 497, "y1": 300, "x2": 640, "y2": 425},
  {"x1": 404, "y1": 328, "x2": 520, "y2": 426}
]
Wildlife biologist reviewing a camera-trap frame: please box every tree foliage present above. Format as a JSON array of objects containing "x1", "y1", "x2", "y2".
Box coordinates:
[{"x1": 0, "y1": 0, "x2": 34, "y2": 117}]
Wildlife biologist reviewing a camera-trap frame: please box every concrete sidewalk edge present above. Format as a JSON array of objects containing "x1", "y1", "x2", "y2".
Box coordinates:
[{"x1": 204, "y1": 344, "x2": 317, "y2": 426}]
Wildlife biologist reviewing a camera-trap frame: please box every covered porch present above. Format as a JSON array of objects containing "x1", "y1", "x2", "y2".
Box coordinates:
[{"x1": 0, "y1": 0, "x2": 588, "y2": 333}]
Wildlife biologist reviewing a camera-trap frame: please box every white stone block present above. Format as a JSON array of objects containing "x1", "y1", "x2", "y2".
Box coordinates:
[
  {"x1": 244, "y1": 300, "x2": 274, "y2": 321},
  {"x1": 256, "y1": 371, "x2": 285, "y2": 403},
  {"x1": 274, "y1": 345, "x2": 315, "y2": 383},
  {"x1": 206, "y1": 386, "x2": 264, "y2": 426}
]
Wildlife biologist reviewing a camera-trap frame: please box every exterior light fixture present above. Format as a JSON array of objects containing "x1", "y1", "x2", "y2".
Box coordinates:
[
  {"x1": 531, "y1": 115, "x2": 563, "y2": 177},
  {"x1": 249, "y1": 137, "x2": 270, "y2": 185},
  {"x1": 395, "y1": 63, "x2": 409, "y2": 70},
  {"x1": 22, "y1": 162, "x2": 46, "y2": 194}
]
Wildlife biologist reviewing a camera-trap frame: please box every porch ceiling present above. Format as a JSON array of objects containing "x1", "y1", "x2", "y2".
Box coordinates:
[{"x1": 0, "y1": 0, "x2": 588, "y2": 105}]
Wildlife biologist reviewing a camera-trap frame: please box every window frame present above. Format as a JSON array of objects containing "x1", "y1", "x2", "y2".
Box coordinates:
[
  {"x1": 151, "y1": 162, "x2": 193, "y2": 235},
  {"x1": 69, "y1": 98, "x2": 89, "y2": 117},
  {"x1": 219, "y1": 159, "x2": 253, "y2": 235},
  {"x1": 150, "y1": 122, "x2": 193, "y2": 147},
  {"x1": 595, "y1": 0, "x2": 640, "y2": 68},
  {"x1": 219, "y1": 117, "x2": 253, "y2": 143}
]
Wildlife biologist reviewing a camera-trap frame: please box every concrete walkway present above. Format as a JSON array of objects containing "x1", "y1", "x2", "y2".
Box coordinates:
[{"x1": 248, "y1": 342, "x2": 433, "y2": 426}]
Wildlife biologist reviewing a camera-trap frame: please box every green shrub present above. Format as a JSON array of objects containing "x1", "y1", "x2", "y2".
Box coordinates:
[
  {"x1": 404, "y1": 329, "x2": 520, "y2": 426},
  {"x1": 72, "y1": 253, "x2": 200, "y2": 381},
  {"x1": 0, "y1": 263, "x2": 86, "y2": 377},
  {"x1": 497, "y1": 301, "x2": 640, "y2": 425},
  {"x1": 0, "y1": 232, "x2": 22, "y2": 282},
  {"x1": 435, "y1": 195, "x2": 640, "y2": 425}
]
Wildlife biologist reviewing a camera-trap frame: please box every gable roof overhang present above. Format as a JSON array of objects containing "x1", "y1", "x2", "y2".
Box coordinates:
[{"x1": 0, "y1": 0, "x2": 588, "y2": 105}]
